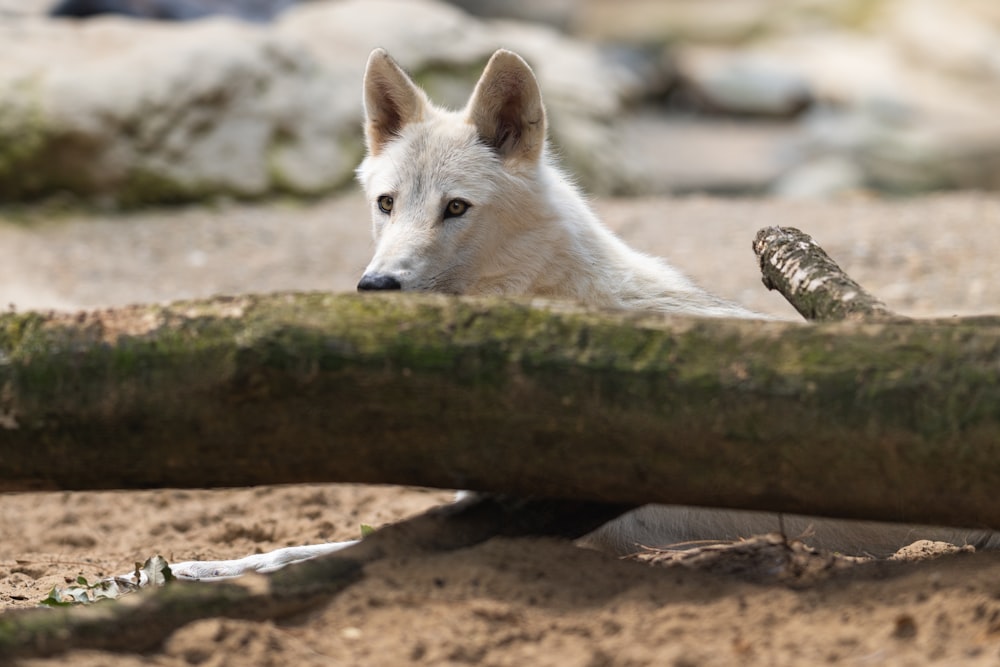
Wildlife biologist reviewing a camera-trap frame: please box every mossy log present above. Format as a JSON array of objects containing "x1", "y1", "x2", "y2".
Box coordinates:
[{"x1": 2, "y1": 293, "x2": 1000, "y2": 530}]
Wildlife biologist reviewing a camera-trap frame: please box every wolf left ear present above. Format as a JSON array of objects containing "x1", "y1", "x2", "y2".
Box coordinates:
[
  {"x1": 466, "y1": 50, "x2": 546, "y2": 164},
  {"x1": 363, "y1": 48, "x2": 429, "y2": 155}
]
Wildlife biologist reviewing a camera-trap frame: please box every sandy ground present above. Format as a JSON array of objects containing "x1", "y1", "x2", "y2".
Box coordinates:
[{"x1": 2, "y1": 192, "x2": 1000, "y2": 665}]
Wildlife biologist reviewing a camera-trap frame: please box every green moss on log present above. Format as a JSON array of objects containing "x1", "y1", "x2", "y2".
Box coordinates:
[{"x1": 2, "y1": 294, "x2": 1000, "y2": 530}]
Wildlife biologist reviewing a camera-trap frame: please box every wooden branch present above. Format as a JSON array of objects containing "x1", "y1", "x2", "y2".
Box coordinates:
[
  {"x1": 2, "y1": 293, "x2": 1000, "y2": 530},
  {"x1": 0, "y1": 494, "x2": 631, "y2": 659},
  {"x1": 753, "y1": 226, "x2": 900, "y2": 321}
]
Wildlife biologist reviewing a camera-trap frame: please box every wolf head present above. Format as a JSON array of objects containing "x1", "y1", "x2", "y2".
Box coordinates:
[{"x1": 355, "y1": 48, "x2": 554, "y2": 294}]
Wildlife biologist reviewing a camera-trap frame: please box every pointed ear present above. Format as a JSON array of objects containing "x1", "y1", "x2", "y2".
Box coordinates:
[
  {"x1": 363, "y1": 48, "x2": 429, "y2": 155},
  {"x1": 466, "y1": 49, "x2": 546, "y2": 164}
]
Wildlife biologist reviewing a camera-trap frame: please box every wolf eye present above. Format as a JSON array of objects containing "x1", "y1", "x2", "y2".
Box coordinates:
[
  {"x1": 377, "y1": 195, "x2": 394, "y2": 214},
  {"x1": 444, "y1": 199, "x2": 470, "y2": 219}
]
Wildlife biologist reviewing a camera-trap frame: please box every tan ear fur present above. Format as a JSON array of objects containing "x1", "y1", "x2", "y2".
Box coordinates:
[
  {"x1": 466, "y1": 49, "x2": 546, "y2": 163},
  {"x1": 363, "y1": 48, "x2": 429, "y2": 155}
]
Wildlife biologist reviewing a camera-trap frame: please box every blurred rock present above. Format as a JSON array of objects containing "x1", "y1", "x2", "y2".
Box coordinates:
[
  {"x1": 772, "y1": 155, "x2": 864, "y2": 199},
  {"x1": 443, "y1": 0, "x2": 576, "y2": 31},
  {"x1": 0, "y1": 0, "x2": 638, "y2": 205},
  {"x1": 572, "y1": 0, "x2": 773, "y2": 44},
  {"x1": 885, "y1": 0, "x2": 1000, "y2": 78},
  {"x1": 618, "y1": 114, "x2": 795, "y2": 195},
  {"x1": 580, "y1": 0, "x2": 1000, "y2": 196},
  {"x1": 0, "y1": 0, "x2": 53, "y2": 16},
  {"x1": 49, "y1": 0, "x2": 300, "y2": 22},
  {"x1": 675, "y1": 48, "x2": 812, "y2": 117},
  {"x1": 753, "y1": 27, "x2": 1000, "y2": 192},
  {"x1": 859, "y1": 120, "x2": 1000, "y2": 193},
  {"x1": 0, "y1": 16, "x2": 347, "y2": 204}
]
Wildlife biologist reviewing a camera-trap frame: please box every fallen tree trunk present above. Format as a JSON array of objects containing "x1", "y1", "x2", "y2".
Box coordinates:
[{"x1": 2, "y1": 293, "x2": 1000, "y2": 529}]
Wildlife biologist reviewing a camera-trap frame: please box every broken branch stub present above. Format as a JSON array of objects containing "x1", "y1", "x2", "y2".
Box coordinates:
[{"x1": 752, "y1": 226, "x2": 899, "y2": 321}]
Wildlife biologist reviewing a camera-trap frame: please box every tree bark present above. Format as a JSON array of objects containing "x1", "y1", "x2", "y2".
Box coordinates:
[
  {"x1": 2, "y1": 293, "x2": 1000, "y2": 530},
  {"x1": 753, "y1": 226, "x2": 900, "y2": 321}
]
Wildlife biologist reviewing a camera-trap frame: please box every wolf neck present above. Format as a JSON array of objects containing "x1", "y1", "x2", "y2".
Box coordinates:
[{"x1": 520, "y1": 163, "x2": 754, "y2": 318}]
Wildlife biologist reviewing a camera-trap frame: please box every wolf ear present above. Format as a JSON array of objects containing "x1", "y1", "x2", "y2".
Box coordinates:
[
  {"x1": 363, "y1": 48, "x2": 429, "y2": 155},
  {"x1": 467, "y1": 49, "x2": 546, "y2": 164}
]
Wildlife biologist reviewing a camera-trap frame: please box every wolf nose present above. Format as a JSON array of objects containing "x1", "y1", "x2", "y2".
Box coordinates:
[{"x1": 357, "y1": 273, "x2": 402, "y2": 291}]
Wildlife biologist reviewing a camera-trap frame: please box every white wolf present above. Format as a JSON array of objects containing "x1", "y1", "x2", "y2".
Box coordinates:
[{"x1": 165, "y1": 49, "x2": 996, "y2": 581}]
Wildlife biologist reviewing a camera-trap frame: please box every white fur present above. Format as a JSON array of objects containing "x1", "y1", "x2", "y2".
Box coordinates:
[{"x1": 153, "y1": 49, "x2": 995, "y2": 582}]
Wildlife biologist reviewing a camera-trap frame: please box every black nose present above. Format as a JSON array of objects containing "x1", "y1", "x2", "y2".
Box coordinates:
[{"x1": 357, "y1": 273, "x2": 402, "y2": 291}]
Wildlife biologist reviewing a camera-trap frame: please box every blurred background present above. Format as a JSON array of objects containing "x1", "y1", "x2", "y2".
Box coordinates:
[{"x1": 0, "y1": 0, "x2": 998, "y2": 316}]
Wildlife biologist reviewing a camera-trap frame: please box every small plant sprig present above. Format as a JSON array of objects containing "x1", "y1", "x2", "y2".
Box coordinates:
[{"x1": 39, "y1": 555, "x2": 174, "y2": 606}]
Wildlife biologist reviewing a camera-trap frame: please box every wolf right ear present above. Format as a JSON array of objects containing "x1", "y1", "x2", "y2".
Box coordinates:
[
  {"x1": 363, "y1": 48, "x2": 429, "y2": 155},
  {"x1": 467, "y1": 49, "x2": 546, "y2": 164}
]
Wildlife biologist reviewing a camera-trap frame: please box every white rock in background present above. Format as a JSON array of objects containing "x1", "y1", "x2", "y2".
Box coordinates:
[
  {"x1": 772, "y1": 155, "x2": 864, "y2": 199},
  {"x1": 0, "y1": 15, "x2": 359, "y2": 203},
  {"x1": 676, "y1": 47, "x2": 812, "y2": 116},
  {"x1": 666, "y1": 15, "x2": 1000, "y2": 194},
  {"x1": 563, "y1": 0, "x2": 1000, "y2": 196},
  {"x1": 0, "y1": 0, "x2": 51, "y2": 16},
  {"x1": 859, "y1": 118, "x2": 1000, "y2": 192},
  {"x1": 740, "y1": 33, "x2": 908, "y2": 111},
  {"x1": 572, "y1": 0, "x2": 772, "y2": 44},
  {"x1": 885, "y1": 0, "x2": 1000, "y2": 78},
  {"x1": 618, "y1": 114, "x2": 797, "y2": 195},
  {"x1": 759, "y1": 26, "x2": 1000, "y2": 192}
]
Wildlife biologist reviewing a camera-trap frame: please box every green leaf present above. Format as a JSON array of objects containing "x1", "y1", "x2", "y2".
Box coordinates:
[{"x1": 39, "y1": 586, "x2": 72, "y2": 607}]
